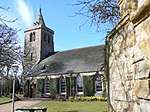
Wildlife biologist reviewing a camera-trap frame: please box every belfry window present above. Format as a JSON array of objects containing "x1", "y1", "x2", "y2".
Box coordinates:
[
  {"x1": 44, "y1": 33, "x2": 46, "y2": 42},
  {"x1": 48, "y1": 35, "x2": 50, "y2": 43},
  {"x1": 59, "y1": 76, "x2": 66, "y2": 94},
  {"x1": 44, "y1": 77, "x2": 50, "y2": 95},
  {"x1": 30, "y1": 32, "x2": 35, "y2": 42},
  {"x1": 30, "y1": 52, "x2": 33, "y2": 61},
  {"x1": 95, "y1": 75, "x2": 102, "y2": 92},
  {"x1": 33, "y1": 32, "x2": 35, "y2": 41},
  {"x1": 76, "y1": 74, "x2": 83, "y2": 94},
  {"x1": 30, "y1": 33, "x2": 32, "y2": 42}
]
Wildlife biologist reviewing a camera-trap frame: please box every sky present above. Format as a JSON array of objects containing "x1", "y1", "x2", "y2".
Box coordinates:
[{"x1": 0, "y1": 0, "x2": 107, "y2": 51}]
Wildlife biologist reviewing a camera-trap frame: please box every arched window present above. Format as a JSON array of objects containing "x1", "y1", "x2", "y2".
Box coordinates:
[
  {"x1": 48, "y1": 35, "x2": 50, "y2": 43},
  {"x1": 30, "y1": 52, "x2": 33, "y2": 61},
  {"x1": 59, "y1": 76, "x2": 66, "y2": 94},
  {"x1": 44, "y1": 33, "x2": 46, "y2": 42},
  {"x1": 33, "y1": 32, "x2": 35, "y2": 41},
  {"x1": 44, "y1": 77, "x2": 50, "y2": 95},
  {"x1": 76, "y1": 74, "x2": 83, "y2": 94},
  {"x1": 95, "y1": 75, "x2": 102, "y2": 92},
  {"x1": 30, "y1": 32, "x2": 35, "y2": 42},
  {"x1": 30, "y1": 33, "x2": 32, "y2": 42}
]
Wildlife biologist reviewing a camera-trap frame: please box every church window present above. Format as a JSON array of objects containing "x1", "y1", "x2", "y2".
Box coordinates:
[
  {"x1": 76, "y1": 74, "x2": 83, "y2": 94},
  {"x1": 44, "y1": 77, "x2": 50, "y2": 95},
  {"x1": 30, "y1": 32, "x2": 35, "y2": 42},
  {"x1": 30, "y1": 52, "x2": 33, "y2": 61},
  {"x1": 33, "y1": 32, "x2": 35, "y2": 41},
  {"x1": 30, "y1": 33, "x2": 33, "y2": 42},
  {"x1": 48, "y1": 35, "x2": 50, "y2": 43},
  {"x1": 59, "y1": 76, "x2": 66, "y2": 94},
  {"x1": 95, "y1": 75, "x2": 102, "y2": 92},
  {"x1": 44, "y1": 33, "x2": 46, "y2": 42}
]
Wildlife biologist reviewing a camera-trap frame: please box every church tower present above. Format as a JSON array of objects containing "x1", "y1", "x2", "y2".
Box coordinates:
[{"x1": 24, "y1": 8, "x2": 54, "y2": 75}]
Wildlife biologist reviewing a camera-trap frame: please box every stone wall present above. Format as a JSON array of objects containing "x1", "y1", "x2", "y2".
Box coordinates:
[
  {"x1": 106, "y1": 0, "x2": 150, "y2": 111},
  {"x1": 24, "y1": 26, "x2": 42, "y2": 75}
]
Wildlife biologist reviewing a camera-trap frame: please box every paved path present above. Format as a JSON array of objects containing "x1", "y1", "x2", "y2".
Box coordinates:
[{"x1": 0, "y1": 99, "x2": 42, "y2": 112}]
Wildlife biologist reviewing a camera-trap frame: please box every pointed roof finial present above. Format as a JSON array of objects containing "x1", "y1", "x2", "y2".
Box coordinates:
[
  {"x1": 34, "y1": 8, "x2": 45, "y2": 26},
  {"x1": 39, "y1": 7, "x2": 42, "y2": 15}
]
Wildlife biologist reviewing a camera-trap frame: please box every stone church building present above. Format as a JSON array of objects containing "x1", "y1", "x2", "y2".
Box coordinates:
[
  {"x1": 106, "y1": 0, "x2": 150, "y2": 111},
  {"x1": 24, "y1": 8, "x2": 105, "y2": 98}
]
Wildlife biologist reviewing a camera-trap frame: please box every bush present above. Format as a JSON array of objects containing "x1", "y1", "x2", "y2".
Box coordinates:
[
  {"x1": 36, "y1": 79, "x2": 44, "y2": 97},
  {"x1": 50, "y1": 78, "x2": 59, "y2": 99},
  {"x1": 83, "y1": 76, "x2": 94, "y2": 96},
  {"x1": 24, "y1": 80, "x2": 30, "y2": 97},
  {"x1": 69, "y1": 96, "x2": 107, "y2": 102}
]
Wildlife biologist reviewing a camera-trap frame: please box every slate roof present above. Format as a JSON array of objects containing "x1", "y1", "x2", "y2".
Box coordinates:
[{"x1": 28, "y1": 45, "x2": 104, "y2": 77}]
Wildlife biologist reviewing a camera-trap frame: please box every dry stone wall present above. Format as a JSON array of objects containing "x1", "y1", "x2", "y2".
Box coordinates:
[{"x1": 107, "y1": 0, "x2": 150, "y2": 111}]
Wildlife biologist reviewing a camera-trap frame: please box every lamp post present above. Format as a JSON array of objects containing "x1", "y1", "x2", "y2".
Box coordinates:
[{"x1": 11, "y1": 63, "x2": 18, "y2": 112}]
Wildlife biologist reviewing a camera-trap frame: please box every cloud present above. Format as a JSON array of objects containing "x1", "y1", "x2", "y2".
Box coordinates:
[{"x1": 16, "y1": 0, "x2": 34, "y2": 27}]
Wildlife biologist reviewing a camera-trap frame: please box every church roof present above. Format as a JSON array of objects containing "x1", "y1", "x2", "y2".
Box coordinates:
[
  {"x1": 34, "y1": 8, "x2": 45, "y2": 26},
  {"x1": 28, "y1": 45, "x2": 105, "y2": 77}
]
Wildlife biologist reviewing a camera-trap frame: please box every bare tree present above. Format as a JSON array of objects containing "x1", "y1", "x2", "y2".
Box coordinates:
[
  {"x1": 0, "y1": 24, "x2": 21, "y2": 67},
  {"x1": 0, "y1": 6, "x2": 22, "y2": 96},
  {"x1": 73, "y1": 0, "x2": 119, "y2": 31},
  {"x1": 0, "y1": 6, "x2": 21, "y2": 67},
  {"x1": 0, "y1": 6, "x2": 18, "y2": 25}
]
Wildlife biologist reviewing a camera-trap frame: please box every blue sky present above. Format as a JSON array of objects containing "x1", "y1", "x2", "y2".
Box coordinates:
[{"x1": 0, "y1": 0, "x2": 107, "y2": 51}]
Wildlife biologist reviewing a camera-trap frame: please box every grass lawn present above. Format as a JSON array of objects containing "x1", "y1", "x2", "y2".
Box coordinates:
[
  {"x1": 35, "y1": 101, "x2": 108, "y2": 112},
  {"x1": 0, "y1": 97, "x2": 12, "y2": 104}
]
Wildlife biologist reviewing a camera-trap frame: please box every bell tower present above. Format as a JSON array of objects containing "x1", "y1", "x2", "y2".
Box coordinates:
[{"x1": 24, "y1": 8, "x2": 54, "y2": 75}]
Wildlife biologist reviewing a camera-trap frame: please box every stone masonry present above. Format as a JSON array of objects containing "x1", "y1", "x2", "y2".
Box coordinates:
[
  {"x1": 24, "y1": 8, "x2": 54, "y2": 76},
  {"x1": 106, "y1": 0, "x2": 150, "y2": 111}
]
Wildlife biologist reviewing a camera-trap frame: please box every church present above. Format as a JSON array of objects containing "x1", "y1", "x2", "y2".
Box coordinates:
[{"x1": 23, "y1": 8, "x2": 105, "y2": 98}]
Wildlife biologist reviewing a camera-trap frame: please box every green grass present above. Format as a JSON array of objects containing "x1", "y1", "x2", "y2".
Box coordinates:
[
  {"x1": 35, "y1": 101, "x2": 108, "y2": 112},
  {"x1": 0, "y1": 97, "x2": 12, "y2": 104},
  {"x1": 0, "y1": 96, "x2": 21, "y2": 105}
]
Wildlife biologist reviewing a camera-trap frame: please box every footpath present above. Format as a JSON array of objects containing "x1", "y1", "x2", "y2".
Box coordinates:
[{"x1": 0, "y1": 98, "x2": 43, "y2": 112}]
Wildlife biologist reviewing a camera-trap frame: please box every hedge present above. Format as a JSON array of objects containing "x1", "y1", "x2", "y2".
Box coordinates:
[
  {"x1": 66, "y1": 77, "x2": 70, "y2": 98},
  {"x1": 50, "y1": 78, "x2": 59, "y2": 98},
  {"x1": 36, "y1": 79, "x2": 44, "y2": 97},
  {"x1": 24, "y1": 80, "x2": 30, "y2": 97},
  {"x1": 71, "y1": 76, "x2": 76, "y2": 97},
  {"x1": 83, "y1": 76, "x2": 94, "y2": 96}
]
